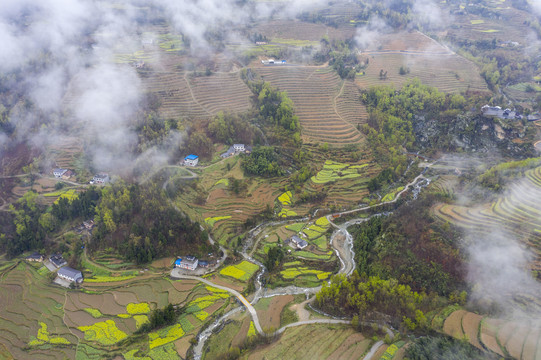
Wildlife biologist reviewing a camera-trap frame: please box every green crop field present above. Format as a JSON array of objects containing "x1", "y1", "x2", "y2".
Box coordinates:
[{"x1": 0, "y1": 262, "x2": 230, "y2": 359}]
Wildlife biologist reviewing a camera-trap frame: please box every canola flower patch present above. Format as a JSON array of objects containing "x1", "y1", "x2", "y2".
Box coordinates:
[
  {"x1": 278, "y1": 191, "x2": 293, "y2": 205},
  {"x1": 194, "y1": 311, "x2": 209, "y2": 321},
  {"x1": 247, "y1": 321, "x2": 256, "y2": 337},
  {"x1": 380, "y1": 341, "x2": 405, "y2": 360},
  {"x1": 85, "y1": 275, "x2": 136, "y2": 283},
  {"x1": 204, "y1": 216, "x2": 232, "y2": 227},
  {"x1": 220, "y1": 261, "x2": 259, "y2": 281},
  {"x1": 311, "y1": 160, "x2": 364, "y2": 184},
  {"x1": 134, "y1": 315, "x2": 149, "y2": 329},
  {"x1": 149, "y1": 324, "x2": 185, "y2": 349},
  {"x1": 315, "y1": 216, "x2": 330, "y2": 226},
  {"x1": 84, "y1": 308, "x2": 103, "y2": 318},
  {"x1": 53, "y1": 189, "x2": 78, "y2": 204},
  {"x1": 127, "y1": 302, "x2": 150, "y2": 315},
  {"x1": 78, "y1": 320, "x2": 128, "y2": 345},
  {"x1": 280, "y1": 267, "x2": 331, "y2": 280},
  {"x1": 28, "y1": 322, "x2": 71, "y2": 347},
  {"x1": 214, "y1": 178, "x2": 229, "y2": 187},
  {"x1": 278, "y1": 208, "x2": 297, "y2": 217},
  {"x1": 123, "y1": 349, "x2": 151, "y2": 360},
  {"x1": 381, "y1": 186, "x2": 404, "y2": 202}
]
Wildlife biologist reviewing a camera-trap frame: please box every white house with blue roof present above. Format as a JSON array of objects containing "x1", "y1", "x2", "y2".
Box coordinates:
[{"x1": 184, "y1": 154, "x2": 199, "y2": 166}]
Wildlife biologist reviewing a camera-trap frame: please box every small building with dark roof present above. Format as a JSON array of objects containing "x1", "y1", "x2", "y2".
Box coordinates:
[
  {"x1": 198, "y1": 260, "x2": 209, "y2": 268},
  {"x1": 57, "y1": 266, "x2": 83, "y2": 283},
  {"x1": 26, "y1": 252, "x2": 44, "y2": 262},
  {"x1": 49, "y1": 254, "x2": 67, "y2": 268}
]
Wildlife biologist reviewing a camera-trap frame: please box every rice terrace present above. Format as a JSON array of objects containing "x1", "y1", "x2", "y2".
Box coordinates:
[{"x1": 2, "y1": 0, "x2": 541, "y2": 359}]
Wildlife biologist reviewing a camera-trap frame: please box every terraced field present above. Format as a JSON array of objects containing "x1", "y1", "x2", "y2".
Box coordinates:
[
  {"x1": 177, "y1": 157, "x2": 284, "y2": 246},
  {"x1": 244, "y1": 324, "x2": 374, "y2": 360},
  {"x1": 434, "y1": 166, "x2": 541, "y2": 270},
  {"x1": 435, "y1": 308, "x2": 541, "y2": 360},
  {"x1": 254, "y1": 65, "x2": 367, "y2": 145},
  {"x1": 251, "y1": 19, "x2": 356, "y2": 42},
  {"x1": 0, "y1": 261, "x2": 231, "y2": 359},
  {"x1": 142, "y1": 71, "x2": 252, "y2": 120},
  {"x1": 357, "y1": 31, "x2": 488, "y2": 94}
]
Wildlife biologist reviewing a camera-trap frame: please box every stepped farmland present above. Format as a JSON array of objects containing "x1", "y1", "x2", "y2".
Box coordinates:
[
  {"x1": 254, "y1": 65, "x2": 367, "y2": 145},
  {"x1": 433, "y1": 166, "x2": 541, "y2": 270},
  {"x1": 141, "y1": 71, "x2": 252, "y2": 120},
  {"x1": 435, "y1": 307, "x2": 541, "y2": 360}
]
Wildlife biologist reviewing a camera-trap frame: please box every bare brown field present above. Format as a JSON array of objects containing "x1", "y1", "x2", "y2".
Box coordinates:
[
  {"x1": 522, "y1": 325, "x2": 540, "y2": 360},
  {"x1": 253, "y1": 65, "x2": 366, "y2": 145},
  {"x1": 327, "y1": 333, "x2": 365, "y2": 360},
  {"x1": 245, "y1": 324, "x2": 369, "y2": 360},
  {"x1": 257, "y1": 295, "x2": 294, "y2": 330},
  {"x1": 356, "y1": 31, "x2": 488, "y2": 93},
  {"x1": 445, "y1": 6, "x2": 534, "y2": 44},
  {"x1": 251, "y1": 19, "x2": 355, "y2": 42},
  {"x1": 461, "y1": 312, "x2": 483, "y2": 349},
  {"x1": 505, "y1": 324, "x2": 531, "y2": 359},
  {"x1": 142, "y1": 71, "x2": 252, "y2": 120},
  {"x1": 480, "y1": 318, "x2": 506, "y2": 357},
  {"x1": 443, "y1": 310, "x2": 467, "y2": 338}
]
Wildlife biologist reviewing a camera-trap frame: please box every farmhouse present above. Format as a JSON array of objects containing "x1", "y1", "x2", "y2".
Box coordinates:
[
  {"x1": 220, "y1": 147, "x2": 235, "y2": 158},
  {"x1": 91, "y1": 174, "x2": 109, "y2": 184},
  {"x1": 83, "y1": 220, "x2": 95, "y2": 230},
  {"x1": 53, "y1": 168, "x2": 68, "y2": 178},
  {"x1": 233, "y1": 144, "x2": 245, "y2": 152},
  {"x1": 175, "y1": 256, "x2": 199, "y2": 270},
  {"x1": 57, "y1": 266, "x2": 83, "y2": 283},
  {"x1": 26, "y1": 252, "x2": 44, "y2": 262},
  {"x1": 49, "y1": 254, "x2": 67, "y2": 268},
  {"x1": 184, "y1": 154, "x2": 199, "y2": 166},
  {"x1": 289, "y1": 235, "x2": 308, "y2": 250},
  {"x1": 199, "y1": 260, "x2": 209, "y2": 268},
  {"x1": 62, "y1": 170, "x2": 74, "y2": 179}
]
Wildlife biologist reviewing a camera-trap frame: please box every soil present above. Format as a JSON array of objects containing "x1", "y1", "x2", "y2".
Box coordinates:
[
  {"x1": 461, "y1": 312, "x2": 483, "y2": 349},
  {"x1": 172, "y1": 279, "x2": 199, "y2": 292},
  {"x1": 175, "y1": 334, "x2": 194, "y2": 358},
  {"x1": 443, "y1": 310, "x2": 467, "y2": 339},
  {"x1": 505, "y1": 324, "x2": 530, "y2": 359},
  {"x1": 521, "y1": 325, "x2": 540, "y2": 360},
  {"x1": 371, "y1": 344, "x2": 389, "y2": 359},
  {"x1": 208, "y1": 275, "x2": 244, "y2": 292},
  {"x1": 327, "y1": 333, "x2": 365, "y2": 360},
  {"x1": 257, "y1": 295, "x2": 294, "y2": 330},
  {"x1": 496, "y1": 321, "x2": 519, "y2": 349},
  {"x1": 480, "y1": 318, "x2": 505, "y2": 357},
  {"x1": 112, "y1": 291, "x2": 139, "y2": 306},
  {"x1": 231, "y1": 317, "x2": 250, "y2": 347},
  {"x1": 290, "y1": 297, "x2": 311, "y2": 322}
]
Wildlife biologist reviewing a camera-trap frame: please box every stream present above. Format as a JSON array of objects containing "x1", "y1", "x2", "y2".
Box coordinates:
[{"x1": 191, "y1": 167, "x2": 433, "y2": 359}]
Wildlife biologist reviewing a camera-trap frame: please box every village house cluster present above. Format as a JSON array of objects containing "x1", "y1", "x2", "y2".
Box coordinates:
[
  {"x1": 220, "y1": 143, "x2": 251, "y2": 159},
  {"x1": 53, "y1": 168, "x2": 74, "y2": 180},
  {"x1": 26, "y1": 252, "x2": 83, "y2": 285}
]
